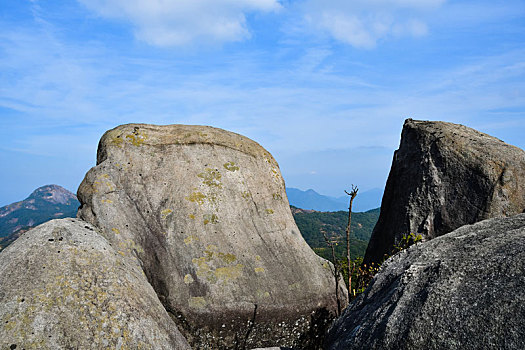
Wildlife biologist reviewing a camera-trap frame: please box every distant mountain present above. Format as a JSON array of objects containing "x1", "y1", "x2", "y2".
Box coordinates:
[
  {"x1": 286, "y1": 187, "x2": 383, "y2": 212},
  {"x1": 334, "y1": 188, "x2": 384, "y2": 213},
  {"x1": 0, "y1": 185, "x2": 79, "y2": 250}
]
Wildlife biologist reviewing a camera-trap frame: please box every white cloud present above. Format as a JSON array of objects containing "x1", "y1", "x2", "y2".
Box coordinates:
[
  {"x1": 78, "y1": 0, "x2": 282, "y2": 46},
  {"x1": 299, "y1": 0, "x2": 445, "y2": 48}
]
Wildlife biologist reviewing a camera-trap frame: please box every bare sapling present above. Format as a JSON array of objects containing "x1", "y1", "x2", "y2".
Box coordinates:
[{"x1": 345, "y1": 185, "x2": 358, "y2": 299}]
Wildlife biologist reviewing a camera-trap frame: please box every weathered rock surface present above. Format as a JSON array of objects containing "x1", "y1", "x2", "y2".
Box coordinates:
[
  {"x1": 364, "y1": 119, "x2": 525, "y2": 265},
  {"x1": 326, "y1": 213, "x2": 525, "y2": 350},
  {"x1": 0, "y1": 218, "x2": 190, "y2": 349},
  {"x1": 77, "y1": 124, "x2": 346, "y2": 349}
]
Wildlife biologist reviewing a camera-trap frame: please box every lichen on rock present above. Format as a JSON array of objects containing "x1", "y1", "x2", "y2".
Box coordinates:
[
  {"x1": 77, "y1": 123, "x2": 346, "y2": 349},
  {"x1": 0, "y1": 219, "x2": 190, "y2": 350}
]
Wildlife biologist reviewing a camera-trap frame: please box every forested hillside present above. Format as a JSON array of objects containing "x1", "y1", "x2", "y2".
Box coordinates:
[{"x1": 291, "y1": 206, "x2": 379, "y2": 260}]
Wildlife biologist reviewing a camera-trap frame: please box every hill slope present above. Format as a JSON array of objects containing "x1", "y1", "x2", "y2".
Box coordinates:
[
  {"x1": 292, "y1": 207, "x2": 380, "y2": 260},
  {"x1": 0, "y1": 185, "x2": 79, "y2": 249}
]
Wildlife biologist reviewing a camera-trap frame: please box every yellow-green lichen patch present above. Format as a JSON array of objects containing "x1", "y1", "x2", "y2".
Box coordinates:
[
  {"x1": 117, "y1": 238, "x2": 144, "y2": 256},
  {"x1": 192, "y1": 257, "x2": 214, "y2": 282},
  {"x1": 160, "y1": 209, "x2": 173, "y2": 219},
  {"x1": 205, "y1": 244, "x2": 218, "y2": 254},
  {"x1": 322, "y1": 261, "x2": 330, "y2": 270},
  {"x1": 184, "y1": 235, "x2": 199, "y2": 245},
  {"x1": 218, "y1": 252, "x2": 237, "y2": 264},
  {"x1": 191, "y1": 246, "x2": 242, "y2": 285},
  {"x1": 203, "y1": 214, "x2": 218, "y2": 225},
  {"x1": 189, "y1": 297, "x2": 207, "y2": 309},
  {"x1": 241, "y1": 191, "x2": 252, "y2": 200},
  {"x1": 110, "y1": 134, "x2": 124, "y2": 147},
  {"x1": 112, "y1": 159, "x2": 132, "y2": 172},
  {"x1": 203, "y1": 246, "x2": 217, "y2": 262},
  {"x1": 256, "y1": 290, "x2": 271, "y2": 299},
  {"x1": 203, "y1": 245, "x2": 236, "y2": 263},
  {"x1": 206, "y1": 192, "x2": 220, "y2": 205},
  {"x1": 188, "y1": 214, "x2": 196, "y2": 220},
  {"x1": 184, "y1": 274, "x2": 194, "y2": 284},
  {"x1": 101, "y1": 199, "x2": 113, "y2": 204},
  {"x1": 223, "y1": 161, "x2": 239, "y2": 172},
  {"x1": 125, "y1": 127, "x2": 148, "y2": 146},
  {"x1": 93, "y1": 174, "x2": 115, "y2": 193},
  {"x1": 272, "y1": 193, "x2": 282, "y2": 200},
  {"x1": 197, "y1": 168, "x2": 222, "y2": 188},
  {"x1": 111, "y1": 228, "x2": 120, "y2": 235},
  {"x1": 255, "y1": 255, "x2": 262, "y2": 261},
  {"x1": 215, "y1": 264, "x2": 244, "y2": 282},
  {"x1": 254, "y1": 267, "x2": 265, "y2": 273},
  {"x1": 265, "y1": 209, "x2": 274, "y2": 215},
  {"x1": 289, "y1": 282, "x2": 301, "y2": 291},
  {"x1": 185, "y1": 192, "x2": 206, "y2": 205},
  {"x1": 4, "y1": 246, "x2": 156, "y2": 349}
]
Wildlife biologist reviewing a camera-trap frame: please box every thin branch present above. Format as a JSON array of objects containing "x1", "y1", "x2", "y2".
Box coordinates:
[{"x1": 345, "y1": 185, "x2": 358, "y2": 300}]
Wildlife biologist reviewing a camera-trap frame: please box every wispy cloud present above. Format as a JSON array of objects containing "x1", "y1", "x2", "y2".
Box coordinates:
[
  {"x1": 2, "y1": 14, "x2": 523, "y2": 154},
  {"x1": 77, "y1": 0, "x2": 282, "y2": 46},
  {"x1": 296, "y1": 0, "x2": 446, "y2": 48}
]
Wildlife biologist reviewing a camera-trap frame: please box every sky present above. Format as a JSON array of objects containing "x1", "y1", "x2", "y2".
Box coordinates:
[{"x1": 1, "y1": 0, "x2": 524, "y2": 206}]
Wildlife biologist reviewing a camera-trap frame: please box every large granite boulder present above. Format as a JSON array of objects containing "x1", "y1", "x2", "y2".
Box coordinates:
[
  {"x1": 0, "y1": 219, "x2": 190, "y2": 349},
  {"x1": 77, "y1": 124, "x2": 346, "y2": 349},
  {"x1": 326, "y1": 213, "x2": 525, "y2": 350},
  {"x1": 364, "y1": 119, "x2": 525, "y2": 265}
]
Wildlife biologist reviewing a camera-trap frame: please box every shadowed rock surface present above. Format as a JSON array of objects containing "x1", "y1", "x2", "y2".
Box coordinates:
[
  {"x1": 364, "y1": 119, "x2": 525, "y2": 265},
  {"x1": 326, "y1": 213, "x2": 525, "y2": 350},
  {"x1": 0, "y1": 219, "x2": 190, "y2": 350},
  {"x1": 77, "y1": 124, "x2": 347, "y2": 349}
]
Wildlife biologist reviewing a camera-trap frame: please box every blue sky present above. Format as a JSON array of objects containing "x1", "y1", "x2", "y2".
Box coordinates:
[{"x1": 1, "y1": 0, "x2": 524, "y2": 206}]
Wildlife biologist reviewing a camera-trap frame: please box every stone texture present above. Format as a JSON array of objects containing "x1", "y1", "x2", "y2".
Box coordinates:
[
  {"x1": 364, "y1": 119, "x2": 525, "y2": 265},
  {"x1": 77, "y1": 124, "x2": 347, "y2": 349},
  {"x1": 326, "y1": 214, "x2": 525, "y2": 350},
  {"x1": 0, "y1": 218, "x2": 190, "y2": 350}
]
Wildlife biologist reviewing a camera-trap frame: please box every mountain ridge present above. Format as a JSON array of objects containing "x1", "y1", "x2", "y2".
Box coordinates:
[
  {"x1": 286, "y1": 187, "x2": 382, "y2": 212},
  {"x1": 0, "y1": 185, "x2": 79, "y2": 249}
]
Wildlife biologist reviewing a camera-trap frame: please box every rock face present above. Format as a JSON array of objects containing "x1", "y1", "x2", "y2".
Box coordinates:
[
  {"x1": 364, "y1": 119, "x2": 525, "y2": 265},
  {"x1": 77, "y1": 124, "x2": 346, "y2": 349},
  {"x1": 0, "y1": 219, "x2": 190, "y2": 350},
  {"x1": 326, "y1": 214, "x2": 525, "y2": 350}
]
